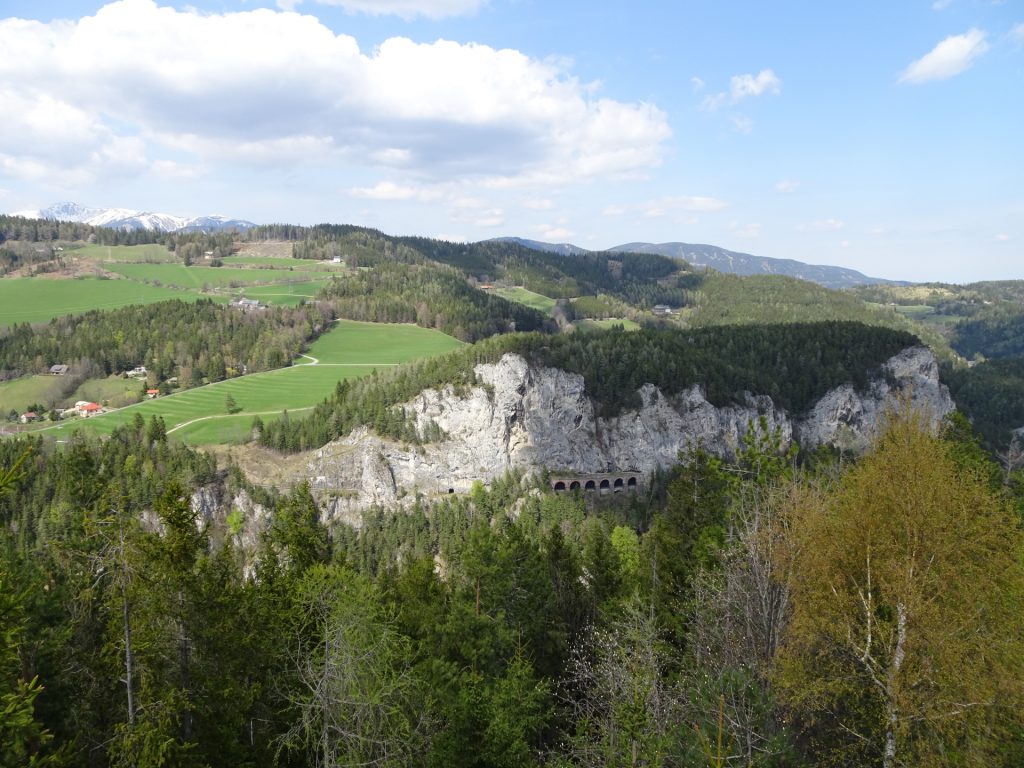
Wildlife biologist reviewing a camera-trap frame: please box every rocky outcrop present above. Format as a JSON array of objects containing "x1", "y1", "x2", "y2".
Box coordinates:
[{"x1": 307, "y1": 346, "x2": 954, "y2": 517}]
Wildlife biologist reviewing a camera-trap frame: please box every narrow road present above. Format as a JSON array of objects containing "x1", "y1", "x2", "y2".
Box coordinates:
[{"x1": 166, "y1": 406, "x2": 316, "y2": 435}]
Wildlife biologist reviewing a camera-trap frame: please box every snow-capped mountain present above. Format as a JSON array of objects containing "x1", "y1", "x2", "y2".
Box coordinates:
[{"x1": 14, "y1": 202, "x2": 255, "y2": 233}]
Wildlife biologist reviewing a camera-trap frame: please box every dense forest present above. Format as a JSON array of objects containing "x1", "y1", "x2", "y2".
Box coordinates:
[
  {"x1": 3, "y1": 409, "x2": 1023, "y2": 767},
  {"x1": 943, "y1": 357, "x2": 1024, "y2": 448},
  {"x1": 318, "y1": 262, "x2": 551, "y2": 342},
  {"x1": 0, "y1": 300, "x2": 334, "y2": 386},
  {"x1": 258, "y1": 322, "x2": 918, "y2": 452}
]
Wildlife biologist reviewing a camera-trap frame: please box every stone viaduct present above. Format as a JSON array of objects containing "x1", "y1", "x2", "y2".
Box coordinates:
[{"x1": 548, "y1": 471, "x2": 644, "y2": 494}]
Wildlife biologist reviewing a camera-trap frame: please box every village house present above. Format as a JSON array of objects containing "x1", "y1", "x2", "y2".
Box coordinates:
[
  {"x1": 651, "y1": 304, "x2": 676, "y2": 316},
  {"x1": 230, "y1": 298, "x2": 265, "y2": 312},
  {"x1": 125, "y1": 365, "x2": 148, "y2": 378},
  {"x1": 76, "y1": 401, "x2": 102, "y2": 417},
  {"x1": 19, "y1": 411, "x2": 38, "y2": 424},
  {"x1": 146, "y1": 389, "x2": 160, "y2": 398},
  {"x1": 49, "y1": 364, "x2": 69, "y2": 375}
]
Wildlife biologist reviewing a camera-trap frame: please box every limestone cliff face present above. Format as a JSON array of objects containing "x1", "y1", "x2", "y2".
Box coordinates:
[{"x1": 307, "y1": 346, "x2": 953, "y2": 521}]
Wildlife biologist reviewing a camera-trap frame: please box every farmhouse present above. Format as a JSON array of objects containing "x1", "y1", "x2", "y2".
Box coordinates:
[
  {"x1": 230, "y1": 298, "x2": 265, "y2": 312},
  {"x1": 76, "y1": 402, "x2": 102, "y2": 417},
  {"x1": 49, "y1": 364, "x2": 69, "y2": 375},
  {"x1": 146, "y1": 389, "x2": 160, "y2": 398},
  {"x1": 125, "y1": 365, "x2": 148, "y2": 378},
  {"x1": 651, "y1": 304, "x2": 676, "y2": 316},
  {"x1": 19, "y1": 412, "x2": 38, "y2": 424}
]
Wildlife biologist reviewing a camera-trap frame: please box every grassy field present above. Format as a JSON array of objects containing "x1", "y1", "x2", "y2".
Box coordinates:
[
  {"x1": 34, "y1": 322, "x2": 464, "y2": 445},
  {"x1": 237, "y1": 281, "x2": 330, "y2": 306},
  {"x1": 490, "y1": 286, "x2": 557, "y2": 315},
  {"x1": 0, "y1": 376, "x2": 63, "y2": 415},
  {"x1": 0, "y1": 278, "x2": 217, "y2": 327},
  {"x1": 575, "y1": 317, "x2": 641, "y2": 333},
  {"x1": 70, "y1": 244, "x2": 178, "y2": 263},
  {"x1": 105, "y1": 263, "x2": 318, "y2": 289},
  {"x1": 222, "y1": 255, "x2": 344, "y2": 271},
  {"x1": 305, "y1": 320, "x2": 464, "y2": 364}
]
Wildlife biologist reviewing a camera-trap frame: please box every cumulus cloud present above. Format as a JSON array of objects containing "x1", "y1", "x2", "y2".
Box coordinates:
[
  {"x1": 700, "y1": 69, "x2": 781, "y2": 112},
  {"x1": 899, "y1": 28, "x2": 989, "y2": 84},
  {"x1": 729, "y1": 70, "x2": 781, "y2": 100},
  {"x1": 0, "y1": 1, "x2": 670, "y2": 189},
  {"x1": 279, "y1": 0, "x2": 485, "y2": 20}
]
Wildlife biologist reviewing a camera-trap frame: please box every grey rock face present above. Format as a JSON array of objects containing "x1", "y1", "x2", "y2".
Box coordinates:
[{"x1": 305, "y1": 346, "x2": 953, "y2": 513}]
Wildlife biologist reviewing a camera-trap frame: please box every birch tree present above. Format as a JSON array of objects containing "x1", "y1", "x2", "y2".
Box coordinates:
[{"x1": 775, "y1": 411, "x2": 1024, "y2": 767}]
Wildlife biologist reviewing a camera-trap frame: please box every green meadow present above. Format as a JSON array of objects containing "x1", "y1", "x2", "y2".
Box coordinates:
[
  {"x1": 222, "y1": 255, "x2": 344, "y2": 271},
  {"x1": 490, "y1": 286, "x2": 557, "y2": 315},
  {"x1": 305, "y1": 320, "x2": 464, "y2": 364},
  {"x1": 237, "y1": 281, "x2": 330, "y2": 306},
  {"x1": 0, "y1": 277, "x2": 217, "y2": 327},
  {"x1": 575, "y1": 317, "x2": 641, "y2": 333},
  {"x1": 36, "y1": 321, "x2": 464, "y2": 445},
  {"x1": 0, "y1": 376, "x2": 62, "y2": 415},
  {"x1": 105, "y1": 263, "x2": 317, "y2": 289},
  {"x1": 70, "y1": 243, "x2": 178, "y2": 263}
]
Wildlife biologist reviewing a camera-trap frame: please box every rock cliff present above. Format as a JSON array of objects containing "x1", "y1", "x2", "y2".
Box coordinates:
[{"x1": 305, "y1": 346, "x2": 953, "y2": 521}]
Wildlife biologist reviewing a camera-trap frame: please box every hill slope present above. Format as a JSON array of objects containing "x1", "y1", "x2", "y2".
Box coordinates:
[{"x1": 611, "y1": 241, "x2": 898, "y2": 289}]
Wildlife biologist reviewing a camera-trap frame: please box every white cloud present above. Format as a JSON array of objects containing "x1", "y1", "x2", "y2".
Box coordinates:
[
  {"x1": 932, "y1": 0, "x2": 953, "y2": 9},
  {"x1": 472, "y1": 209, "x2": 505, "y2": 227},
  {"x1": 691, "y1": 76, "x2": 705, "y2": 92},
  {"x1": 281, "y1": 0, "x2": 485, "y2": 20},
  {"x1": 799, "y1": 218, "x2": 845, "y2": 232},
  {"x1": 699, "y1": 92, "x2": 728, "y2": 112},
  {"x1": 0, "y1": 1, "x2": 670, "y2": 190},
  {"x1": 774, "y1": 179, "x2": 800, "y2": 193},
  {"x1": 700, "y1": 69, "x2": 781, "y2": 112},
  {"x1": 602, "y1": 205, "x2": 627, "y2": 217},
  {"x1": 646, "y1": 195, "x2": 730, "y2": 214},
  {"x1": 730, "y1": 115, "x2": 753, "y2": 134},
  {"x1": 730, "y1": 69, "x2": 781, "y2": 101},
  {"x1": 899, "y1": 28, "x2": 989, "y2": 84},
  {"x1": 531, "y1": 225, "x2": 573, "y2": 241},
  {"x1": 522, "y1": 198, "x2": 555, "y2": 210},
  {"x1": 1011, "y1": 23, "x2": 1024, "y2": 44},
  {"x1": 994, "y1": 233, "x2": 1010, "y2": 241},
  {"x1": 349, "y1": 181, "x2": 444, "y2": 201}
]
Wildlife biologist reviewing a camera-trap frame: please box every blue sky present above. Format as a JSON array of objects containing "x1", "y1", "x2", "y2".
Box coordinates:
[{"x1": 1, "y1": 0, "x2": 1021, "y2": 282}]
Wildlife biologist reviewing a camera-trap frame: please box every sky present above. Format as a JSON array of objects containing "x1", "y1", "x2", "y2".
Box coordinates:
[{"x1": 0, "y1": 0, "x2": 1021, "y2": 283}]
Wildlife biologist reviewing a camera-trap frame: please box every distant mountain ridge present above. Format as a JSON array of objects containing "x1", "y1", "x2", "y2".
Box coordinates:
[
  {"x1": 611, "y1": 242, "x2": 900, "y2": 289},
  {"x1": 13, "y1": 202, "x2": 256, "y2": 233},
  {"x1": 485, "y1": 237, "x2": 591, "y2": 257},
  {"x1": 486, "y1": 236, "x2": 899, "y2": 289}
]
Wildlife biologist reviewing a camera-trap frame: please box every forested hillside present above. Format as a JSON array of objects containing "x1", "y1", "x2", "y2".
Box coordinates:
[
  {"x1": 3, "y1": 409, "x2": 1022, "y2": 766},
  {"x1": 0, "y1": 299, "x2": 334, "y2": 385},
  {"x1": 317, "y1": 262, "x2": 551, "y2": 342}
]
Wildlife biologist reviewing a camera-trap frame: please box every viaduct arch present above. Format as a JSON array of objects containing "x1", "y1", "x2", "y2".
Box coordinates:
[{"x1": 549, "y1": 471, "x2": 643, "y2": 494}]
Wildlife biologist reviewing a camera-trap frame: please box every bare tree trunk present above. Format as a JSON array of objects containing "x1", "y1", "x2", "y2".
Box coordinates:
[
  {"x1": 119, "y1": 521, "x2": 136, "y2": 727},
  {"x1": 883, "y1": 602, "x2": 907, "y2": 768}
]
